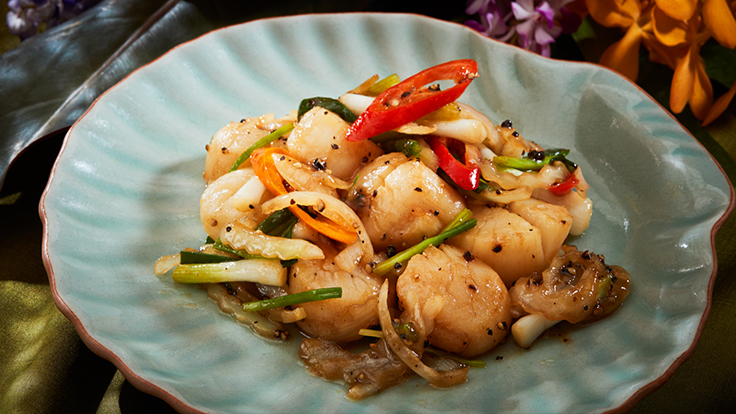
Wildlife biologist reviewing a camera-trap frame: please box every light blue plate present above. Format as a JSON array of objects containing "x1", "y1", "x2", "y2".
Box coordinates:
[{"x1": 41, "y1": 13, "x2": 734, "y2": 414}]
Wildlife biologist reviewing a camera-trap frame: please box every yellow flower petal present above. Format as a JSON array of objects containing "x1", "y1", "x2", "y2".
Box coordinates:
[
  {"x1": 689, "y1": 57, "x2": 714, "y2": 120},
  {"x1": 651, "y1": 5, "x2": 690, "y2": 46},
  {"x1": 655, "y1": 0, "x2": 698, "y2": 21},
  {"x1": 586, "y1": 0, "x2": 640, "y2": 28},
  {"x1": 600, "y1": 24, "x2": 643, "y2": 80},
  {"x1": 703, "y1": 0, "x2": 736, "y2": 49},
  {"x1": 702, "y1": 79, "x2": 736, "y2": 126},
  {"x1": 670, "y1": 44, "x2": 696, "y2": 113}
]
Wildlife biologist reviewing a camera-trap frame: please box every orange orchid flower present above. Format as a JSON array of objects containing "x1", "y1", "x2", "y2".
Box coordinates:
[
  {"x1": 651, "y1": 6, "x2": 713, "y2": 119},
  {"x1": 587, "y1": 0, "x2": 736, "y2": 125},
  {"x1": 586, "y1": 0, "x2": 654, "y2": 81}
]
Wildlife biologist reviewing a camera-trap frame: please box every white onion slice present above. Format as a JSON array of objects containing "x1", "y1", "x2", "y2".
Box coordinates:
[
  {"x1": 378, "y1": 280, "x2": 468, "y2": 388},
  {"x1": 339, "y1": 93, "x2": 373, "y2": 115},
  {"x1": 511, "y1": 312, "x2": 561, "y2": 349},
  {"x1": 220, "y1": 222, "x2": 324, "y2": 261},
  {"x1": 261, "y1": 191, "x2": 373, "y2": 272}
]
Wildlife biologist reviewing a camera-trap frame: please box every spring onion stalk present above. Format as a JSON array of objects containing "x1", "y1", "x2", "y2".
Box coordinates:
[
  {"x1": 394, "y1": 139, "x2": 422, "y2": 158},
  {"x1": 424, "y1": 347, "x2": 487, "y2": 368},
  {"x1": 365, "y1": 73, "x2": 400, "y2": 95},
  {"x1": 179, "y1": 251, "x2": 238, "y2": 264},
  {"x1": 494, "y1": 149, "x2": 577, "y2": 173},
  {"x1": 597, "y1": 274, "x2": 613, "y2": 300},
  {"x1": 172, "y1": 259, "x2": 287, "y2": 286},
  {"x1": 298, "y1": 97, "x2": 357, "y2": 123},
  {"x1": 241, "y1": 287, "x2": 342, "y2": 312},
  {"x1": 392, "y1": 320, "x2": 419, "y2": 343},
  {"x1": 372, "y1": 211, "x2": 477, "y2": 276},
  {"x1": 440, "y1": 208, "x2": 473, "y2": 233},
  {"x1": 358, "y1": 321, "x2": 418, "y2": 342},
  {"x1": 228, "y1": 123, "x2": 295, "y2": 172},
  {"x1": 358, "y1": 328, "x2": 383, "y2": 338}
]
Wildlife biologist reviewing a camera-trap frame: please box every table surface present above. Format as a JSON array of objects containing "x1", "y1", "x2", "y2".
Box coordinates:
[{"x1": 1, "y1": 1, "x2": 735, "y2": 413}]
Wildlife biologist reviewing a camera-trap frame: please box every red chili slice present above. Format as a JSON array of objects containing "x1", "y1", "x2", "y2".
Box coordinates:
[
  {"x1": 426, "y1": 136, "x2": 480, "y2": 191},
  {"x1": 345, "y1": 59, "x2": 479, "y2": 142},
  {"x1": 549, "y1": 173, "x2": 579, "y2": 196}
]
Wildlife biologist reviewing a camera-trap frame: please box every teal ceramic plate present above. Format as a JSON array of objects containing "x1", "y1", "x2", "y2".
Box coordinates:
[{"x1": 41, "y1": 13, "x2": 734, "y2": 414}]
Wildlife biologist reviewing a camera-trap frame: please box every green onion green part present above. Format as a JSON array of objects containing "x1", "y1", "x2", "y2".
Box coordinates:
[
  {"x1": 242, "y1": 287, "x2": 342, "y2": 312},
  {"x1": 365, "y1": 73, "x2": 400, "y2": 95},
  {"x1": 493, "y1": 148, "x2": 577, "y2": 173},
  {"x1": 179, "y1": 251, "x2": 238, "y2": 264},
  {"x1": 372, "y1": 209, "x2": 477, "y2": 276},
  {"x1": 228, "y1": 123, "x2": 295, "y2": 172},
  {"x1": 298, "y1": 97, "x2": 357, "y2": 123},
  {"x1": 597, "y1": 274, "x2": 613, "y2": 300},
  {"x1": 395, "y1": 139, "x2": 423, "y2": 158},
  {"x1": 256, "y1": 209, "x2": 298, "y2": 237},
  {"x1": 424, "y1": 347, "x2": 487, "y2": 368},
  {"x1": 392, "y1": 320, "x2": 419, "y2": 343}
]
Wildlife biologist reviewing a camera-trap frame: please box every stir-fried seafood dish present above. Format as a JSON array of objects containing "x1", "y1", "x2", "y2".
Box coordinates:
[{"x1": 154, "y1": 59, "x2": 631, "y2": 399}]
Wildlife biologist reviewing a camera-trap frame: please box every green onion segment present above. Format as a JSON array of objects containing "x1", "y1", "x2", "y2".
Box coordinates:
[
  {"x1": 228, "y1": 123, "x2": 295, "y2": 172},
  {"x1": 372, "y1": 209, "x2": 476, "y2": 276},
  {"x1": 241, "y1": 287, "x2": 342, "y2": 312}
]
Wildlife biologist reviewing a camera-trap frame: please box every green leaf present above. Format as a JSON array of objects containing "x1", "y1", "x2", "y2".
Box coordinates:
[{"x1": 701, "y1": 40, "x2": 736, "y2": 89}]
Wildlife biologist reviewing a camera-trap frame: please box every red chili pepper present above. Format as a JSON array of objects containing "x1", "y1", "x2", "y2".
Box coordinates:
[
  {"x1": 549, "y1": 173, "x2": 579, "y2": 196},
  {"x1": 426, "y1": 136, "x2": 480, "y2": 191},
  {"x1": 345, "y1": 59, "x2": 479, "y2": 142}
]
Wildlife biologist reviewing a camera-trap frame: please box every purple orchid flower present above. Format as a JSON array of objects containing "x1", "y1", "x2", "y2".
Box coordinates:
[
  {"x1": 6, "y1": 0, "x2": 101, "y2": 40},
  {"x1": 465, "y1": 0, "x2": 582, "y2": 57}
]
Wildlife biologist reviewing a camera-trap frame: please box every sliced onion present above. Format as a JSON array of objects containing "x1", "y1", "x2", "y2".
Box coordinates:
[
  {"x1": 456, "y1": 102, "x2": 502, "y2": 152},
  {"x1": 272, "y1": 153, "x2": 352, "y2": 197},
  {"x1": 511, "y1": 313, "x2": 561, "y2": 349},
  {"x1": 220, "y1": 222, "x2": 324, "y2": 261},
  {"x1": 226, "y1": 175, "x2": 268, "y2": 212},
  {"x1": 261, "y1": 191, "x2": 373, "y2": 272},
  {"x1": 339, "y1": 93, "x2": 373, "y2": 115},
  {"x1": 378, "y1": 280, "x2": 468, "y2": 388},
  {"x1": 154, "y1": 253, "x2": 180, "y2": 275},
  {"x1": 532, "y1": 188, "x2": 592, "y2": 235},
  {"x1": 396, "y1": 122, "x2": 436, "y2": 135},
  {"x1": 205, "y1": 283, "x2": 287, "y2": 340},
  {"x1": 347, "y1": 74, "x2": 380, "y2": 94},
  {"x1": 270, "y1": 306, "x2": 307, "y2": 323},
  {"x1": 474, "y1": 186, "x2": 533, "y2": 204},
  {"x1": 422, "y1": 119, "x2": 486, "y2": 144},
  {"x1": 478, "y1": 159, "x2": 568, "y2": 191}
]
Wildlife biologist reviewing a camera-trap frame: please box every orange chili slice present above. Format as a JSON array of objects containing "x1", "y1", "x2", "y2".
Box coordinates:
[{"x1": 250, "y1": 148, "x2": 358, "y2": 244}]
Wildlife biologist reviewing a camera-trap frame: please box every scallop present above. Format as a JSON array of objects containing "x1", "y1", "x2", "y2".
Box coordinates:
[
  {"x1": 287, "y1": 107, "x2": 382, "y2": 181},
  {"x1": 449, "y1": 205, "x2": 546, "y2": 286},
  {"x1": 204, "y1": 113, "x2": 295, "y2": 183},
  {"x1": 346, "y1": 153, "x2": 466, "y2": 252},
  {"x1": 396, "y1": 244, "x2": 511, "y2": 358},
  {"x1": 288, "y1": 243, "x2": 384, "y2": 343}
]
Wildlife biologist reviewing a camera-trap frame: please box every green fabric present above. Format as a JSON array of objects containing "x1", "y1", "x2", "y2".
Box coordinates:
[{"x1": 1, "y1": 2, "x2": 735, "y2": 413}]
